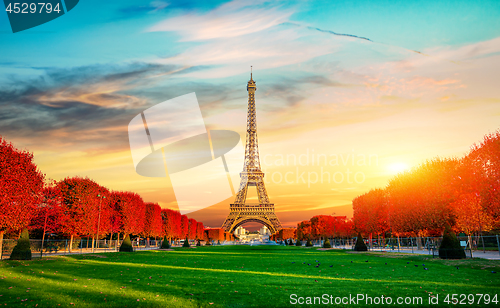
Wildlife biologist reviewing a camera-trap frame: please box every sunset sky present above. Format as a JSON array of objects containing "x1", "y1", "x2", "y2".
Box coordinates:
[{"x1": 1, "y1": 0, "x2": 500, "y2": 230}]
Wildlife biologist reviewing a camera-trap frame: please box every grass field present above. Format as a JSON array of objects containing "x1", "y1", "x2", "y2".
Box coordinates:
[{"x1": 1, "y1": 246, "x2": 499, "y2": 307}]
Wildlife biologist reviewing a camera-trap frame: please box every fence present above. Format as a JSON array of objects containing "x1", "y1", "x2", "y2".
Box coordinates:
[
  {"x1": 309, "y1": 235, "x2": 500, "y2": 258},
  {"x1": 0, "y1": 238, "x2": 165, "y2": 260}
]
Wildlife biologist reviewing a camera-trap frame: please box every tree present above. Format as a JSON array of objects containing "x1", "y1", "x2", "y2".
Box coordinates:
[
  {"x1": 160, "y1": 208, "x2": 181, "y2": 241},
  {"x1": 439, "y1": 225, "x2": 466, "y2": 259},
  {"x1": 466, "y1": 131, "x2": 500, "y2": 227},
  {"x1": 144, "y1": 202, "x2": 163, "y2": 240},
  {"x1": 161, "y1": 235, "x2": 171, "y2": 249},
  {"x1": 296, "y1": 220, "x2": 311, "y2": 240},
  {"x1": 322, "y1": 238, "x2": 331, "y2": 248},
  {"x1": 29, "y1": 184, "x2": 63, "y2": 237},
  {"x1": 310, "y1": 215, "x2": 330, "y2": 240},
  {"x1": 188, "y1": 218, "x2": 198, "y2": 240},
  {"x1": 57, "y1": 177, "x2": 109, "y2": 252},
  {"x1": 353, "y1": 232, "x2": 368, "y2": 251},
  {"x1": 113, "y1": 191, "x2": 146, "y2": 237},
  {"x1": 180, "y1": 215, "x2": 189, "y2": 239},
  {"x1": 119, "y1": 234, "x2": 134, "y2": 252},
  {"x1": 353, "y1": 189, "x2": 388, "y2": 237},
  {"x1": 0, "y1": 137, "x2": 45, "y2": 258},
  {"x1": 196, "y1": 222, "x2": 204, "y2": 240},
  {"x1": 387, "y1": 158, "x2": 458, "y2": 237},
  {"x1": 452, "y1": 193, "x2": 494, "y2": 236},
  {"x1": 10, "y1": 228, "x2": 32, "y2": 260}
]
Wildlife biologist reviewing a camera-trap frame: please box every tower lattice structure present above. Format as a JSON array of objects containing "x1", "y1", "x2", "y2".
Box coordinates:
[{"x1": 222, "y1": 70, "x2": 283, "y2": 234}]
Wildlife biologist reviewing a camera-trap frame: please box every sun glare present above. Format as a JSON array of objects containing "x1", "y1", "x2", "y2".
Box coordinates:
[{"x1": 388, "y1": 162, "x2": 409, "y2": 175}]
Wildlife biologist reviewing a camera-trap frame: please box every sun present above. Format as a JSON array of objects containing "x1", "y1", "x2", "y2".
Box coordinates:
[{"x1": 387, "y1": 162, "x2": 410, "y2": 175}]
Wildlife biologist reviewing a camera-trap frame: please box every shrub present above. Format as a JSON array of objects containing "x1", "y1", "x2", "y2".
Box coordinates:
[
  {"x1": 287, "y1": 239, "x2": 294, "y2": 246},
  {"x1": 354, "y1": 233, "x2": 368, "y2": 251},
  {"x1": 183, "y1": 238, "x2": 190, "y2": 248},
  {"x1": 10, "y1": 229, "x2": 32, "y2": 260},
  {"x1": 119, "y1": 234, "x2": 134, "y2": 252},
  {"x1": 323, "y1": 238, "x2": 332, "y2": 248},
  {"x1": 160, "y1": 236, "x2": 170, "y2": 249},
  {"x1": 305, "y1": 239, "x2": 313, "y2": 247},
  {"x1": 196, "y1": 239, "x2": 201, "y2": 246},
  {"x1": 295, "y1": 239, "x2": 302, "y2": 246},
  {"x1": 439, "y1": 225, "x2": 466, "y2": 259},
  {"x1": 217, "y1": 240, "x2": 221, "y2": 245}
]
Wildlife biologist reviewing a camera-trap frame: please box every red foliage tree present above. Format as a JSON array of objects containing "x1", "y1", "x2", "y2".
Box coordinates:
[
  {"x1": 0, "y1": 137, "x2": 45, "y2": 251},
  {"x1": 187, "y1": 218, "x2": 197, "y2": 240},
  {"x1": 205, "y1": 228, "x2": 224, "y2": 242},
  {"x1": 144, "y1": 202, "x2": 163, "y2": 239},
  {"x1": 112, "y1": 191, "x2": 146, "y2": 237},
  {"x1": 467, "y1": 131, "x2": 500, "y2": 227},
  {"x1": 386, "y1": 158, "x2": 458, "y2": 237},
  {"x1": 296, "y1": 220, "x2": 311, "y2": 240},
  {"x1": 160, "y1": 208, "x2": 181, "y2": 241},
  {"x1": 57, "y1": 177, "x2": 110, "y2": 251},
  {"x1": 29, "y1": 183, "x2": 64, "y2": 237},
  {"x1": 180, "y1": 215, "x2": 189, "y2": 239},
  {"x1": 310, "y1": 215, "x2": 331, "y2": 240},
  {"x1": 327, "y1": 216, "x2": 352, "y2": 238},
  {"x1": 352, "y1": 188, "x2": 388, "y2": 236},
  {"x1": 196, "y1": 222, "x2": 204, "y2": 240}
]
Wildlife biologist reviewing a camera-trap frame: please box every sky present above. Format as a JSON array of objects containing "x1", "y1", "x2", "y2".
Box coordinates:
[{"x1": 1, "y1": 0, "x2": 500, "y2": 230}]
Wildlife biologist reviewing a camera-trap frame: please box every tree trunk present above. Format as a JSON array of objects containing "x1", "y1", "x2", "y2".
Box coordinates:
[
  {"x1": 416, "y1": 236, "x2": 423, "y2": 250},
  {"x1": 69, "y1": 234, "x2": 74, "y2": 253},
  {"x1": 0, "y1": 230, "x2": 4, "y2": 260}
]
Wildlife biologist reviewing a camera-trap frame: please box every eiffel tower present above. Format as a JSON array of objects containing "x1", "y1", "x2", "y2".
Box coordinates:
[{"x1": 222, "y1": 68, "x2": 283, "y2": 234}]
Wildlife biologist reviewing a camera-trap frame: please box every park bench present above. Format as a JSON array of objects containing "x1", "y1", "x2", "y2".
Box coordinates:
[{"x1": 45, "y1": 245, "x2": 59, "y2": 253}]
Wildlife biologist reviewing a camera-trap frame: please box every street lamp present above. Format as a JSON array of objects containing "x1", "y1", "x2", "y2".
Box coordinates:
[
  {"x1": 40, "y1": 204, "x2": 49, "y2": 258},
  {"x1": 93, "y1": 194, "x2": 105, "y2": 253}
]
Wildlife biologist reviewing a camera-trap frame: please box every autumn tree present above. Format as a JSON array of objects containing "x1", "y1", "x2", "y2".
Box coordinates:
[
  {"x1": 188, "y1": 218, "x2": 197, "y2": 240},
  {"x1": 160, "y1": 208, "x2": 181, "y2": 242},
  {"x1": 452, "y1": 193, "x2": 494, "y2": 235},
  {"x1": 296, "y1": 220, "x2": 311, "y2": 240},
  {"x1": 310, "y1": 215, "x2": 331, "y2": 240},
  {"x1": 353, "y1": 188, "x2": 388, "y2": 236},
  {"x1": 113, "y1": 191, "x2": 146, "y2": 237},
  {"x1": 196, "y1": 221, "x2": 204, "y2": 240},
  {"x1": 0, "y1": 137, "x2": 45, "y2": 258},
  {"x1": 180, "y1": 215, "x2": 189, "y2": 239},
  {"x1": 29, "y1": 183, "x2": 63, "y2": 242},
  {"x1": 466, "y1": 131, "x2": 500, "y2": 228},
  {"x1": 143, "y1": 202, "x2": 163, "y2": 242},
  {"x1": 387, "y1": 158, "x2": 458, "y2": 239},
  {"x1": 57, "y1": 177, "x2": 110, "y2": 252}
]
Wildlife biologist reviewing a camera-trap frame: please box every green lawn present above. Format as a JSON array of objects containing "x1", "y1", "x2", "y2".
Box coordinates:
[{"x1": 1, "y1": 246, "x2": 499, "y2": 307}]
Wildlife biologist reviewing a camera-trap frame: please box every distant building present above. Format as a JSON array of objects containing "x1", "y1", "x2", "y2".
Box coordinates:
[
  {"x1": 235, "y1": 225, "x2": 271, "y2": 242},
  {"x1": 260, "y1": 226, "x2": 271, "y2": 236}
]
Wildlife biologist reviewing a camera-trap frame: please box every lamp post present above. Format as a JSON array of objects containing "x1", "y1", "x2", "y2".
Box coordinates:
[
  {"x1": 94, "y1": 194, "x2": 105, "y2": 253},
  {"x1": 40, "y1": 206, "x2": 49, "y2": 258}
]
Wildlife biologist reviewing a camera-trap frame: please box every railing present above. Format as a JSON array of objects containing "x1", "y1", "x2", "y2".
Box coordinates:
[
  {"x1": 230, "y1": 203, "x2": 274, "y2": 208},
  {"x1": 304, "y1": 235, "x2": 500, "y2": 258},
  {"x1": 0, "y1": 238, "x2": 164, "y2": 260}
]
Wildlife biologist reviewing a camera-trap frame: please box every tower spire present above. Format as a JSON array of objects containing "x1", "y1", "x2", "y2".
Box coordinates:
[{"x1": 250, "y1": 66, "x2": 253, "y2": 81}]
